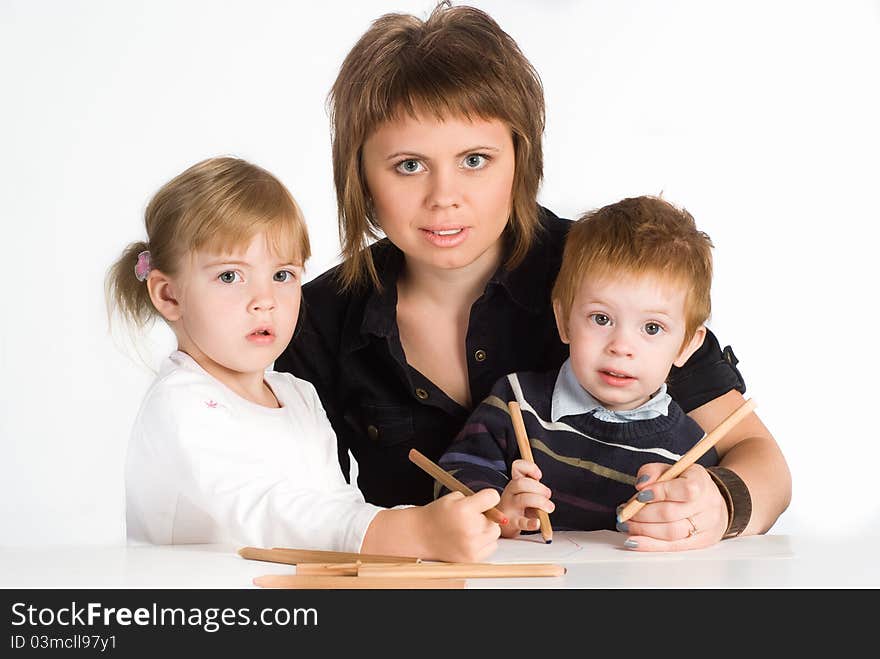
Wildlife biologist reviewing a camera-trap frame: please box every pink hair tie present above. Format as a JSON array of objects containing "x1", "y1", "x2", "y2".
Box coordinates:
[{"x1": 135, "y1": 250, "x2": 152, "y2": 282}]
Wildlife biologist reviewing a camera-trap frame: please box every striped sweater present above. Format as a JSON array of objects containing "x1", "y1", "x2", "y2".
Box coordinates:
[{"x1": 437, "y1": 369, "x2": 718, "y2": 532}]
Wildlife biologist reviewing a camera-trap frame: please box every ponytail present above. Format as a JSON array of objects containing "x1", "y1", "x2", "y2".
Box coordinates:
[{"x1": 105, "y1": 240, "x2": 156, "y2": 330}]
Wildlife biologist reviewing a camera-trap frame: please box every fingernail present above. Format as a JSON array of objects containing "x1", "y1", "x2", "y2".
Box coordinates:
[
  {"x1": 624, "y1": 539, "x2": 639, "y2": 549},
  {"x1": 616, "y1": 521, "x2": 629, "y2": 533},
  {"x1": 636, "y1": 475, "x2": 650, "y2": 485},
  {"x1": 636, "y1": 490, "x2": 654, "y2": 502}
]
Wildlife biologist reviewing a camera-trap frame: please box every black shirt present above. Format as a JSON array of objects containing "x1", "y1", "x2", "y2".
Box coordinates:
[{"x1": 275, "y1": 207, "x2": 745, "y2": 507}]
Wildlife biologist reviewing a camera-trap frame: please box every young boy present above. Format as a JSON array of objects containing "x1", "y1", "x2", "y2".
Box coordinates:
[{"x1": 438, "y1": 195, "x2": 719, "y2": 535}]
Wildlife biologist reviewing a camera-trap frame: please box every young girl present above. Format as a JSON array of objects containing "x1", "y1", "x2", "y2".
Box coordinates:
[
  {"x1": 275, "y1": 3, "x2": 791, "y2": 551},
  {"x1": 107, "y1": 156, "x2": 502, "y2": 561}
]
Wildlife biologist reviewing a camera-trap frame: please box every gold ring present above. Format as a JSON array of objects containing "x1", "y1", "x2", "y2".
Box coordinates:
[{"x1": 686, "y1": 516, "x2": 698, "y2": 538}]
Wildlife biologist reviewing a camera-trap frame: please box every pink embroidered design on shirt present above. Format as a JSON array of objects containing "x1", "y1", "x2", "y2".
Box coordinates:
[{"x1": 205, "y1": 400, "x2": 218, "y2": 408}]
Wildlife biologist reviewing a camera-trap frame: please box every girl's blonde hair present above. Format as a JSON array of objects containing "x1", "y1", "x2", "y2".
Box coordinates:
[
  {"x1": 330, "y1": 2, "x2": 545, "y2": 290},
  {"x1": 106, "y1": 156, "x2": 310, "y2": 329}
]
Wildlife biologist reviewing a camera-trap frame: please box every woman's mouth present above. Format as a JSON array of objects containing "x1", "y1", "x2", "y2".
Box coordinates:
[{"x1": 420, "y1": 226, "x2": 469, "y2": 247}]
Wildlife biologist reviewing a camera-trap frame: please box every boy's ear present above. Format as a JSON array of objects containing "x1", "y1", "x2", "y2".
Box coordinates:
[
  {"x1": 673, "y1": 325, "x2": 707, "y2": 368},
  {"x1": 147, "y1": 270, "x2": 183, "y2": 322},
  {"x1": 552, "y1": 299, "x2": 571, "y2": 344}
]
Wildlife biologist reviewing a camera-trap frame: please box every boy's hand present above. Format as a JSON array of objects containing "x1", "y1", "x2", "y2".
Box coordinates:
[
  {"x1": 616, "y1": 462, "x2": 728, "y2": 551},
  {"x1": 498, "y1": 459, "x2": 555, "y2": 539}
]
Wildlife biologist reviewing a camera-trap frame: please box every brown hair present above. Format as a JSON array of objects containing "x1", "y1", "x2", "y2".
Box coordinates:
[
  {"x1": 106, "y1": 156, "x2": 310, "y2": 329},
  {"x1": 329, "y1": 1, "x2": 545, "y2": 290},
  {"x1": 552, "y1": 196, "x2": 714, "y2": 346}
]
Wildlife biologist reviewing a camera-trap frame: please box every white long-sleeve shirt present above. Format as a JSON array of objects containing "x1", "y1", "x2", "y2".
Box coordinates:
[{"x1": 125, "y1": 351, "x2": 382, "y2": 552}]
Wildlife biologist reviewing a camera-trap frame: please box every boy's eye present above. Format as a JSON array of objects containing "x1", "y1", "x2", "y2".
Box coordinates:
[
  {"x1": 218, "y1": 271, "x2": 241, "y2": 284},
  {"x1": 462, "y1": 154, "x2": 489, "y2": 170},
  {"x1": 645, "y1": 322, "x2": 663, "y2": 336},
  {"x1": 590, "y1": 313, "x2": 610, "y2": 326},
  {"x1": 395, "y1": 159, "x2": 424, "y2": 175},
  {"x1": 273, "y1": 270, "x2": 295, "y2": 283}
]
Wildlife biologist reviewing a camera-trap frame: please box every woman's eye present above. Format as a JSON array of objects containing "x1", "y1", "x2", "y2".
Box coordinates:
[
  {"x1": 218, "y1": 271, "x2": 241, "y2": 284},
  {"x1": 395, "y1": 159, "x2": 424, "y2": 175},
  {"x1": 590, "y1": 313, "x2": 610, "y2": 326},
  {"x1": 462, "y1": 154, "x2": 488, "y2": 169},
  {"x1": 645, "y1": 322, "x2": 663, "y2": 336},
  {"x1": 273, "y1": 270, "x2": 295, "y2": 283}
]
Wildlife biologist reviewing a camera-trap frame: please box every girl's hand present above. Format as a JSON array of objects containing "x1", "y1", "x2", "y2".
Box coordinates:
[
  {"x1": 418, "y1": 488, "x2": 502, "y2": 562},
  {"x1": 617, "y1": 463, "x2": 728, "y2": 551},
  {"x1": 497, "y1": 459, "x2": 555, "y2": 539}
]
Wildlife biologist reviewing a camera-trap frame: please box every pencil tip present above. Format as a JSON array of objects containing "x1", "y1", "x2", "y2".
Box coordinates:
[
  {"x1": 501, "y1": 517, "x2": 509, "y2": 526},
  {"x1": 545, "y1": 539, "x2": 552, "y2": 544}
]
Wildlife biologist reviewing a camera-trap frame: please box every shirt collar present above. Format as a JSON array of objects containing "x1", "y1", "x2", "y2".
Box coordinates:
[
  {"x1": 360, "y1": 240, "x2": 404, "y2": 340},
  {"x1": 551, "y1": 358, "x2": 672, "y2": 423}
]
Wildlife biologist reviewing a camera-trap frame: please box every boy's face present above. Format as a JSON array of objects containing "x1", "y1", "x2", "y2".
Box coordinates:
[
  {"x1": 361, "y1": 111, "x2": 515, "y2": 275},
  {"x1": 554, "y1": 273, "x2": 706, "y2": 411},
  {"x1": 164, "y1": 232, "x2": 303, "y2": 385}
]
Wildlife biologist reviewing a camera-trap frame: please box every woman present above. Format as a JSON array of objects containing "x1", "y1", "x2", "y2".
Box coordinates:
[{"x1": 275, "y1": 3, "x2": 790, "y2": 550}]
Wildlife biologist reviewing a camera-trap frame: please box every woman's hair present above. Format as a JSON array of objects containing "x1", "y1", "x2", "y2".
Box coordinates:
[
  {"x1": 330, "y1": 1, "x2": 545, "y2": 290},
  {"x1": 106, "y1": 156, "x2": 310, "y2": 329},
  {"x1": 552, "y1": 196, "x2": 714, "y2": 347}
]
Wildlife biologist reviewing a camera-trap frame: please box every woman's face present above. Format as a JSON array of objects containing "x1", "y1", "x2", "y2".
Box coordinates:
[{"x1": 362, "y1": 112, "x2": 515, "y2": 275}]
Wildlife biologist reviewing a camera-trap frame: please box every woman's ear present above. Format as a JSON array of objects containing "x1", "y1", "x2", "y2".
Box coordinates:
[
  {"x1": 673, "y1": 325, "x2": 707, "y2": 367},
  {"x1": 553, "y1": 299, "x2": 570, "y2": 345},
  {"x1": 146, "y1": 270, "x2": 182, "y2": 322}
]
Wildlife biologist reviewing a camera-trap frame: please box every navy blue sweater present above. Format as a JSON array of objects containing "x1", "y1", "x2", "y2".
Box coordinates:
[{"x1": 438, "y1": 369, "x2": 719, "y2": 531}]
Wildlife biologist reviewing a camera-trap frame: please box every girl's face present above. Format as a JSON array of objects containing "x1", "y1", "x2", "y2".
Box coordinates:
[
  {"x1": 169, "y1": 232, "x2": 303, "y2": 386},
  {"x1": 361, "y1": 112, "x2": 515, "y2": 276}
]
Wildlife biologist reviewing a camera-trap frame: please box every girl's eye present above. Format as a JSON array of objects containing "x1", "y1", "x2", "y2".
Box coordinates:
[
  {"x1": 273, "y1": 270, "x2": 295, "y2": 283},
  {"x1": 645, "y1": 322, "x2": 664, "y2": 336},
  {"x1": 462, "y1": 154, "x2": 489, "y2": 170},
  {"x1": 218, "y1": 271, "x2": 241, "y2": 284},
  {"x1": 395, "y1": 159, "x2": 424, "y2": 175},
  {"x1": 590, "y1": 313, "x2": 610, "y2": 326}
]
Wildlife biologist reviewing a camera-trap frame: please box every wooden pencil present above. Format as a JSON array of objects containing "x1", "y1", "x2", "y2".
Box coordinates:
[
  {"x1": 293, "y1": 562, "x2": 362, "y2": 576},
  {"x1": 407, "y1": 449, "x2": 509, "y2": 526},
  {"x1": 253, "y1": 574, "x2": 465, "y2": 589},
  {"x1": 358, "y1": 562, "x2": 565, "y2": 579},
  {"x1": 238, "y1": 546, "x2": 420, "y2": 565},
  {"x1": 617, "y1": 398, "x2": 757, "y2": 523},
  {"x1": 508, "y1": 401, "x2": 554, "y2": 544}
]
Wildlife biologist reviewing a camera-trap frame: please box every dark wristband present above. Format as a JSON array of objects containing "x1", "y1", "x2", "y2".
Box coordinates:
[{"x1": 706, "y1": 466, "x2": 752, "y2": 538}]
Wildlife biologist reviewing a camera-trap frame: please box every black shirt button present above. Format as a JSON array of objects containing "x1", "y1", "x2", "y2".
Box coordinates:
[
  {"x1": 474, "y1": 349, "x2": 487, "y2": 362},
  {"x1": 415, "y1": 388, "x2": 429, "y2": 400},
  {"x1": 367, "y1": 425, "x2": 379, "y2": 441}
]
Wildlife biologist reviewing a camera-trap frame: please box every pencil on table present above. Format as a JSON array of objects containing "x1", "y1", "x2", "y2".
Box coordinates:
[
  {"x1": 294, "y1": 561, "x2": 566, "y2": 579},
  {"x1": 617, "y1": 398, "x2": 757, "y2": 523},
  {"x1": 253, "y1": 574, "x2": 465, "y2": 589},
  {"x1": 357, "y1": 562, "x2": 565, "y2": 579},
  {"x1": 407, "y1": 449, "x2": 508, "y2": 526},
  {"x1": 238, "y1": 546, "x2": 420, "y2": 565},
  {"x1": 508, "y1": 401, "x2": 554, "y2": 544}
]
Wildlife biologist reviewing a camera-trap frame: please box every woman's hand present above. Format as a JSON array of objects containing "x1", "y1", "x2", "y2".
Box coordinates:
[
  {"x1": 617, "y1": 462, "x2": 728, "y2": 551},
  {"x1": 497, "y1": 459, "x2": 555, "y2": 539}
]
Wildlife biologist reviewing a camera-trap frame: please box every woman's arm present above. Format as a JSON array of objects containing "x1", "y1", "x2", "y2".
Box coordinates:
[{"x1": 688, "y1": 389, "x2": 791, "y2": 535}]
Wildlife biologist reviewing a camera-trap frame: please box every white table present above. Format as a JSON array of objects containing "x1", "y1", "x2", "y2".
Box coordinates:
[{"x1": 1, "y1": 532, "x2": 874, "y2": 588}]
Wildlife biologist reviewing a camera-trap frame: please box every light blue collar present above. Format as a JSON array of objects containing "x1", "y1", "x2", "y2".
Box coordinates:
[{"x1": 550, "y1": 358, "x2": 671, "y2": 424}]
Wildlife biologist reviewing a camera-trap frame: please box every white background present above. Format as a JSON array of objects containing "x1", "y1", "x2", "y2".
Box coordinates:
[{"x1": 2, "y1": 0, "x2": 878, "y2": 546}]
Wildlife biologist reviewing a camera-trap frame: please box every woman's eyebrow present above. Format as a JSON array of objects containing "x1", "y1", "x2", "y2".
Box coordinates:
[
  {"x1": 385, "y1": 150, "x2": 428, "y2": 161},
  {"x1": 454, "y1": 145, "x2": 502, "y2": 158},
  {"x1": 384, "y1": 145, "x2": 503, "y2": 161}
]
